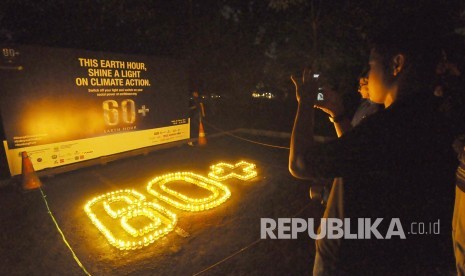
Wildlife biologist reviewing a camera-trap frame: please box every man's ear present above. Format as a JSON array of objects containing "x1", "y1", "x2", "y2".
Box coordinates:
[{"x1": 392, "y1": 54, "x2": 405, "y2": 76}]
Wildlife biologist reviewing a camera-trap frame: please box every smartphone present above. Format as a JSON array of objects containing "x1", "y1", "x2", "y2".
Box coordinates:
[{"x1": 314, "y1": 73, "x2": 324, "y2": 101}]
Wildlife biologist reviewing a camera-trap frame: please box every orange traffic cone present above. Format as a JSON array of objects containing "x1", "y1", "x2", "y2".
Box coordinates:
[
  {"x1": 198, "y1": 120, "x2": 207, "y2": 146},
  {"x1": 21, "y1": 151, "x2": 42, "y2": 190}
]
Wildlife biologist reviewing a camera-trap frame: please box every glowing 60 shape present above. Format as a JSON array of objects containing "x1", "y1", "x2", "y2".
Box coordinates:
[{"x1": 84, "y1": 161, "x2": 257, "y2": 250}]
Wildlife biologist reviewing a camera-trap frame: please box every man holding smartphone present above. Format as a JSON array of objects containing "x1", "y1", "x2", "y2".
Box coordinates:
[
  {"x1": 289, "y1": 21, "x2": 457, "y2": 273},
  {"x1": 296, "y1": 71, "x2": 381, "y2": 272},
  {"x1": 313, "y1": 71, "x2": 380, "y2": 137}
]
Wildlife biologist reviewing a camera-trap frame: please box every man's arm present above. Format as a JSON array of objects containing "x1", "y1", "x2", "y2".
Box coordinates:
[
  {"x1": 313, "y1": 88, "x2": 352, "y2": 138},
  {"x1": 289, "y1": 70, "x2": 319, "y2": 179},
  {"x1": 333, "y1": 119, "x2": 352, "y2": 138},
  {"x1": 289, "y1": 100, "x2": 316, "y2": 179}
]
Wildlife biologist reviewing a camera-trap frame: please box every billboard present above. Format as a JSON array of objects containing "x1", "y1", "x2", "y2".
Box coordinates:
[{"x1": 0, "y1": 45, "x2": 189, "y2": 175}]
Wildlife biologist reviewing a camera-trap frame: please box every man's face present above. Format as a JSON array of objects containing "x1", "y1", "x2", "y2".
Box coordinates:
[
  {"x1": 367, "y1": 50, "x2": 390, "y2": 104},
  {"x1": 358, "y1": 77, "x2": 370, "y2": 99}
]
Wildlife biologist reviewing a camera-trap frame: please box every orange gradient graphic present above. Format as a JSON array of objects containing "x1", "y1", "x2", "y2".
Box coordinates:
[{"x1": 19, "y1": 97, "x2": 107, "y2": 146}]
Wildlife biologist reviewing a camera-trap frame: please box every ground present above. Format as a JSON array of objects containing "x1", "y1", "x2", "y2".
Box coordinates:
[
  {"x1": 0, "y1": 134, "x2": 320, "y2": 275},
  {"x1": 0, "y1": 133, "x2": 457, "y2": 275}
]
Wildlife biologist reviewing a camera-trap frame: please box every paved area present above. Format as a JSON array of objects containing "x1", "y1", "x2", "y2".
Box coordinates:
[
  {"x1": 0, "y1": 134, "x2": 323, "y2": 275},
  {"x1": 0, "y1": 132, "x2": 458, "y2": 275}
]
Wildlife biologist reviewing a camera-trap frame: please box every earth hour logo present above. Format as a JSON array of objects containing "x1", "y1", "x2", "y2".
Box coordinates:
[{"x1": 84, "y1": 161, "x2": 257, "y2": 250}]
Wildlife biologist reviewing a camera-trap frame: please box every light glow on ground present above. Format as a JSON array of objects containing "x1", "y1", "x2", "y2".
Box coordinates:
[
  {"x1": 84, "y1": 161, "x2": 257, "y2": 250},
  {"x1": 208, "y1": 161, "x2": 257, "y2": 181},
  {"x1": 147, "y1": 172, "x2": 231, "y2": 212},
  {"x1": 84, "y1": 189, "x2": 177, "y2": 250}
]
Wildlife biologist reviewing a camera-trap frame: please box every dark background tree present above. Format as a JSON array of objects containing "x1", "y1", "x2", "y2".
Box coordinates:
[{"x1": 0, "y1": 0, "x2": 464, "y2": 127}]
